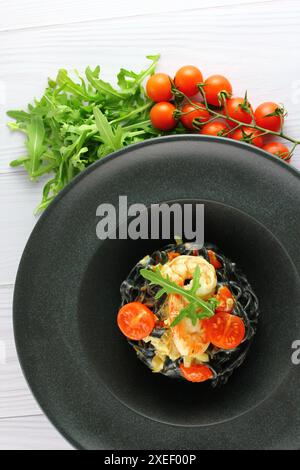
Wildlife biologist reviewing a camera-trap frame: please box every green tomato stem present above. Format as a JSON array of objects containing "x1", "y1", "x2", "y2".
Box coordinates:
[{"x1": 176, "y1": 87, "x2": 300, "y2": 153}]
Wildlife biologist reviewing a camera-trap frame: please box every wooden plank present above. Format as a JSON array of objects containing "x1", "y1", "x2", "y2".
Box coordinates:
[
  {"x1": 1, "y1": 2, "x2": 299, "y2": 159},
  {"x1": 0, "y1": 174, "x2": 42, "y2": 284},
  {"x1": 0, "y1": 415, "x2": 72, "y2": 450},
  {"x1": 0, "y1": 0, "x2": 299, "y2": 449},
  {"x1": 0, "y1": 0, "x2": 271, "y2": 31},
  {"x1": 0, "y1": 286, "x2": 43, "y2": 418},
  {"x1": 1, "y1": 1, "x2": 300, "y2": 282}
]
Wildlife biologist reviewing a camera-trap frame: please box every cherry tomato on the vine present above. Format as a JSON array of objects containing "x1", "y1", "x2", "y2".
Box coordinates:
[
  {"x1": 204, "y1": 312, "x2": 245, "y2": 350},
  {"x1": 254, "y1": 102, "x2": 283, "y2": 132},
  {"x1": 150, "y1": 102, "x2": 177, "y2": 130},
  {"x1": 204, "y1": 75, "x2": 232, "y2": 107},
  {"x1": 180, "y1": 363, "x2": 213, "y2": 383},
  {"x1": 225, "y1": 97, "x2": 253, "y2": 126},
  {"x1": 117, "y1": 302, "x2": 155, "y2": 340},
  {"x1": 146, "y1": 73, "x2": 173, "y2": 102},
  {"x1": 231, "y1": 126, "x2": 264, "y2": 148},
  {"x1": 201, "y1": 120, "x2": 229, "y2": 137},
  {"x1": 180, "y1": 102, "x2": 210, "y2": 130},
  {"x1": 174, "y1": 65, "x2": 203, "y2": 97},
  {"x1": 262, "y1": 142, "x2": 290, "y2": 161}
]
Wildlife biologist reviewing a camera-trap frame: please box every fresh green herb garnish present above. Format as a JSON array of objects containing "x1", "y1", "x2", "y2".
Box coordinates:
[
  {"x1": 140, "y1": 266, "x2": 217, "y2": 327},
  {"x1": 7, "y1": 55, "x2": 300, "y2": 212},
  {"x1": 7, "y1": 54, "x2": 182, "y2": 213}
]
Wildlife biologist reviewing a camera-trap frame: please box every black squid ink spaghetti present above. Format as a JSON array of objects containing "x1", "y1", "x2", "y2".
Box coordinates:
[{"x1": 117, "y1": 243, "x2": 259, "y2": 386}]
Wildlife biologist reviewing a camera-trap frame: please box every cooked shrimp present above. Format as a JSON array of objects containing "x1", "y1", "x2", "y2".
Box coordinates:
[
  {"x1": 161, "y1": 255, "x2": 217, "y2": 298},
  {"x1": 161, "y1": 255, "x2": 217, "y2": 357},
  {"x1": 167, "y1": 294, "x2": 210, "y2": 356}
]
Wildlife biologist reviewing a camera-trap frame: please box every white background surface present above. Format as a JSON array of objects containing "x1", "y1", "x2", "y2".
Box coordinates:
[{"x1": 0, "y1": 0, "x2": 299, "y2": 450}]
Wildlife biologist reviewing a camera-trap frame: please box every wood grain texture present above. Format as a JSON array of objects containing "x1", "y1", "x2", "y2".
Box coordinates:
[
  {"x1": 0, "y1": 286, "x2": 42, "y2": 418},
  {"x1": 0, "y1": 173, "x2": 43, "y2": 284},
  {"x1": 1, "y1": 0, "x2": 300, "y2": 171},
  {"x1": 1, "y1": 0, "x2": 300, "y2": 283},
  {"x1": 0, "y1": 0, "x2": 271, "y2": 31},
  {"x1": 0, "y1": 415, "x2": 72, "y2": 449},
  {"x1": 0, "y1": 0, "x2": 299, "y2": 450}
]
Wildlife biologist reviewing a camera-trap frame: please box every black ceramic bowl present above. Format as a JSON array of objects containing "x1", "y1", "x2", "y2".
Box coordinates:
[{"x1": 14, "y1": 136, "x2": 300, "y2": 449}]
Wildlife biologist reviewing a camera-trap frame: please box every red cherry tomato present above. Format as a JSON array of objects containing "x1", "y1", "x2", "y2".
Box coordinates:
[
  {"x1": 225, "y1": 97, "x2": 253, "y2": 127},
  {"x1": 201, "y1": 121, "x2": 229, "y2": 137},
  {"x1": 204, "y1": 75, "x2": 232, "y2": 107},
  {"x1": 254, "y1": 102, "x2": 283, "y2": 132},
  {"x1": 262, "y1": 142, "x2": 290, "y2": 161},
  {"x1": 174, "y1": 65, "x2": 203, "y2": 97},
  {"x1": 207, "y1": 250, "x2": 222, "y2": 269},
  {"x1": 231, "y1": 126, "x2": 264, "y2": 148},
  {"x1": 146, "y1": 73, "x2": 173, "y2": 102},
  {"x1": 215, "y1": 286, "x2": 234, "y2": 313},
  {"x1": 204, "y1": 312, "x2": 245, "y2": 350},
  {"x1": 180, "y1": 102, "x2": 210, "y2": 130},
  {"x1": 150, "y1": 102, "x2": 177, "y2": 130},
  {"x1": 180, "y1": 363, "x2": 213, "y2": 383},
  {"x1": 117, "y1": 302, "x2": 155, "y2": 340}
]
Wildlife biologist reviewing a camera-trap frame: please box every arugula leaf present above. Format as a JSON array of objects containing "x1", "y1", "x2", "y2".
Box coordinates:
[
  {"x1": 7, "y1": 110, "x2": 31, "y2": 121},
  {"x1": 171, "y1": 301, "x2": 199, "y2": 327},
  {"x1": 10, "y1": 156, "x2": 29, "y2": 167},
  {"x1": 117, "y1": 54, "x2": 160, "y2": 91},
  {"x1": 56, "y1": 69, "x2": 90, "y2": 100},
  {"x1": 7, "y1": 55, "x2": 183, "y2": 212},
  {"x1": 93, "y1": 107, "x2": 124, "y2": 152},
  {"x1": 71, "y1": 147, "x2": 89, "y2": 171},
  {"x1": 190, "y1": 265, "x2": 201, "y2": 295},
  {"x1": 135, "y1": 54, "x2": 160, "y2": 86},
  {"x1": 25, "y1": 116, "x2": 46, "y2": 177},
  {"x1": 86, "y1": 66, "x2": 123, "y2": 99},
  {"x1": 206, "y1": 297, "x2": 219, "y2": 311},
  {"x1": 140, "y1": 266, "x2": 216, "y2": 322},
  {"x1": 117, "y1": 68, "x2": 138, "y2": 89}
]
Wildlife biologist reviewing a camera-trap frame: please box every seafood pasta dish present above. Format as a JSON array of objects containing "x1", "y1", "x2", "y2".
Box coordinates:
[{"x1": 117, "y1": 243, "x2": 259, "y2": 385}]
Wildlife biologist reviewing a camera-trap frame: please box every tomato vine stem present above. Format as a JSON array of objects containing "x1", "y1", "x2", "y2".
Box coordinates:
[{"x1": 172, "y1": 85, "x2": 300, "y2": 159}]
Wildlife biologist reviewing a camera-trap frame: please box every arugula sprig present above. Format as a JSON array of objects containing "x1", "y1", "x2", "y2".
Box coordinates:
[
  {"x1": 140, "y1": 266, "x2": 217, "y2": 327},
  {"x1": 7, "y1": 54, "x2": 170, "y2": 212}
]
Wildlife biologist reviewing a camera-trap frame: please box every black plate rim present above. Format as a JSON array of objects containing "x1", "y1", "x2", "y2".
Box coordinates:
[{"x1": 13, "y1": 134, "x2": 300, "y2": 450}]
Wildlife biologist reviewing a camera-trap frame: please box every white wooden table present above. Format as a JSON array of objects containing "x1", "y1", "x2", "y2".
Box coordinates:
[{"x1": 0, "y1": 0, "x2": 299, "y2": 450}]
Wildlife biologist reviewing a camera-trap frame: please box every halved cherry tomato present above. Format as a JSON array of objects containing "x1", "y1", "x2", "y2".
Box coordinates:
[
  {"x1": 262, "y1": 142, "x2": 290, "y2": 161},
  {"x1": 231, "y1": 126, "x2": 264, "y2": 148},
  {"x1": 254, "y1": 102, "x2": 283, "y2": 132},
  {"x1": 204, "y1": 312, "x2": 245, "y2": 350},
  {"x1": 150, "y1": 102, "x2": 177, "y2": 130},
  {"x1": 215, "y1": 285, "x2": 234, "y2": 313},
  {"x1": 204, "y1": 75, "x2": 232, "y2": 107},
  {"x1": 225, "y1": 97, "x2": 253, "y2": 127},
  {"x1": 117, "y1": 302, "x2": 155, "y2": 340},
  {"x1": 207, "y1": 250, "x2": 222, "y2": 269},
  {"x1": 201, "y1": 120, "x2": 229, "y2": 136},
  {"x1": 180, "y1": 363, "x2": 213, "y2": 383},
  {"x1": 180, "y1": 102, "x2": 210, "y2": 130},
  {"x1": 146, "y1": 73, "x2": 173, "y2": 102},
  {"x1": 174, "y1": 65, "x2": 203, "y2": 97}
]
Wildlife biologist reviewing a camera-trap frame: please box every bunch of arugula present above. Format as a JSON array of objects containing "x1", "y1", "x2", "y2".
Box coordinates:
[
  {"x1": 140, "y1": 266, "x2": 218, "y2": 327},
  {"x1": 7, "y1": 55, "x2": 183, "y2": 212}
]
